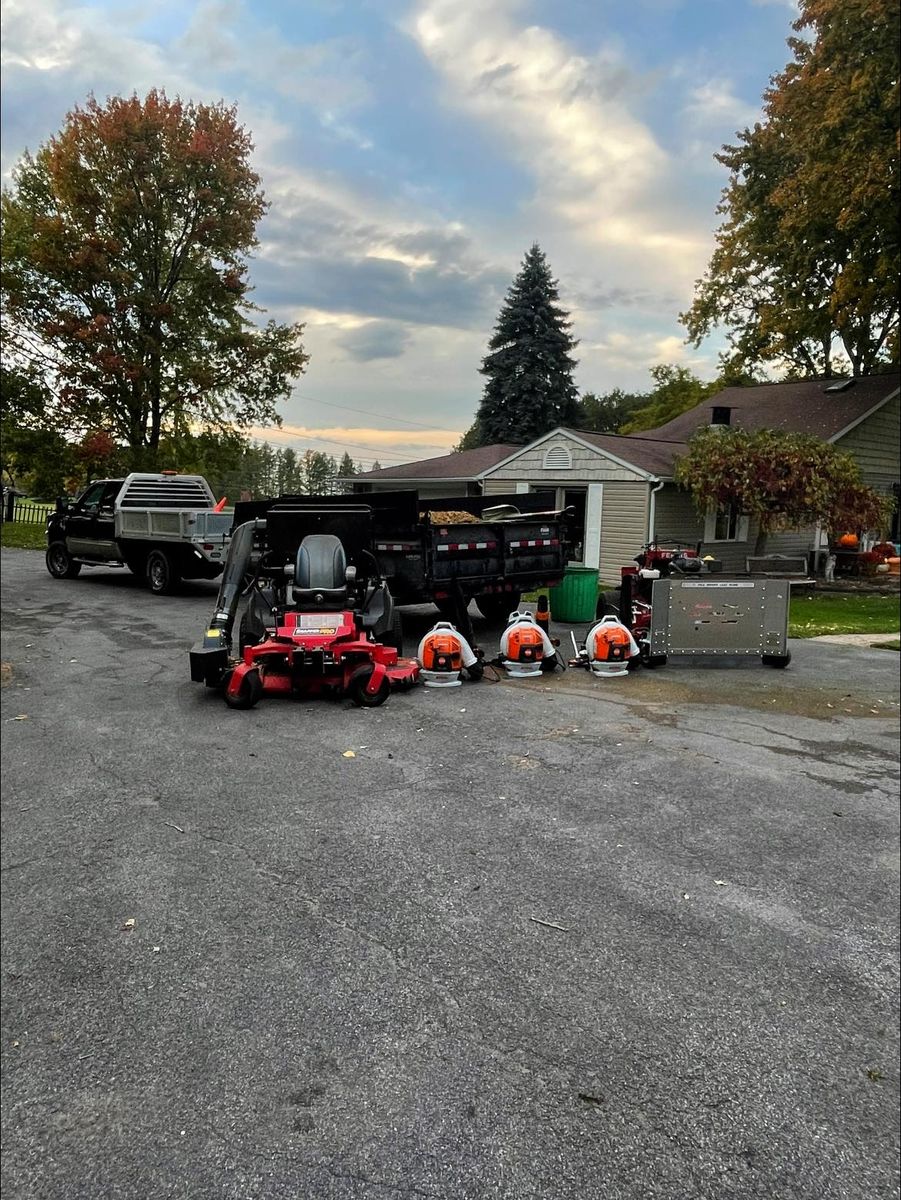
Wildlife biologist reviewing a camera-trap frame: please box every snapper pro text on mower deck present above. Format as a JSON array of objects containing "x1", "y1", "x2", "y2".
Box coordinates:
[{"x1": 190, "y1": 501, "x2": 419, "y2": 709}]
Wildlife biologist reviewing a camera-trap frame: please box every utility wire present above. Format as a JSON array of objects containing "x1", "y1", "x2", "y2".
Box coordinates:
[{"x1": 294, "y1": 390, "x2": 464, "y2": 436}]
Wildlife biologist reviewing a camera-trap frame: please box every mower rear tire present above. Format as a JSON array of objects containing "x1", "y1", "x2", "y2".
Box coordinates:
[
  {"x1": 347, "y1": 665, "x2": 391, "y2": 707},
  {"x1": 762, "y1": 652, "x2": 792, "y2": 669},
  {"x1": 476, "y1": 592, "x2": 519, "y2": 623},
  {"x1": 224, "y1": 668, "x2": 262, "y2": 709},
  {"x1": 46, "y1": 542, "x2": 82, "y2": 579},
  {"x1": 146, "y1": 549, "x2": 180, "y2": 595},
  {"x1": 238, "y1": 612, "x2": 266, "y2": 654}
]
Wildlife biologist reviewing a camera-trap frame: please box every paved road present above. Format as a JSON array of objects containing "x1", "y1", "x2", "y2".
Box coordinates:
[{"x1": 1, "y1": 548, "x2": 899, "y2": 1200}]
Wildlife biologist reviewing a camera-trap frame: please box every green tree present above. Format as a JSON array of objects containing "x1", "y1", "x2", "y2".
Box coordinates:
[
  {"x1": 675, "y1": 427, "x2": 892, "y2": 554},
  {"x1": 1, "y1": 89, "x2": 308, "y2": 467},
  {"x1": 297, "y1": 449, "x2": 337, "y2": 494},
  {"x1": 0, "y1": 364, "x2": 75, "y2": 494},
  {"x1": 574, "y1": 388, "x2": 646, "y2": 433},
  {"x1": 475, "y1": 244, "x2": 579, "y2": 445},
  {"x1": 337, "y1": 451, "x2": 357, "y2": 481},
  {"x1": 682, "y1": 0, "x2": 900, "y2": 377},
  {"x1": 619, "y1": 366, "x2": 716, "y2": 433}
]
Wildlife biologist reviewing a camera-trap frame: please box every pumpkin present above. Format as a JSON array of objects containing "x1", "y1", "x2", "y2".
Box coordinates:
[{"x1": 837, "y1": 533, "x2": 859, "y2": 548}]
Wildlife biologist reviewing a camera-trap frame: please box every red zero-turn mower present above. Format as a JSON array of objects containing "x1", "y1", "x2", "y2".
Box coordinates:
[
  {"x1": 190, "y1": 506, "x2": 419, "y2": 709},
  {"x1": 596, "y1": 541, "x2": 703, "y2": 668}
]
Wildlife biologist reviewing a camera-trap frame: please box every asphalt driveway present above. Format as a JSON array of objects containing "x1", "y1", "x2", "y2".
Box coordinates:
[{"x1": 1, "y1": 548, "x2": 899, "y2": 1199}]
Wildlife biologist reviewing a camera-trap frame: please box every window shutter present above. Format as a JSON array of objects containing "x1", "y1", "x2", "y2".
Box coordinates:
[{"x1": 543, "y1": 445, "x2": 572, "y2": 470}]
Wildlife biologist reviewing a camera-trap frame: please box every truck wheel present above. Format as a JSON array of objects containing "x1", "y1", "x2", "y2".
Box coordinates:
[
  {"x1": 46, "y1": 542, "x2": 82, "y2": 579},
  {"x1": 475, "y1": 592, "x2": 519, "y2": 622},
  {"x1": 224, "y1": 668, "x2": 263, "y2": 709},
  {"x1": 347, "y1": 665, "x2": 391, "y2": 707},
  {"x1": 146, "y1": 549, "x2": 180, "y2": 595}
]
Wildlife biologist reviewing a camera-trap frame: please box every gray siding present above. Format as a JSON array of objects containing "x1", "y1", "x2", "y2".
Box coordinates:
[
  {"x1": 835, "y1": 392, "x2": 900, "y2": 491},
  {"x1": 484, "y1": 433, "x2": 647, "y2": 485},
  {"x1": 599, "y1": 484, "x2": 650, "y2": 585}
]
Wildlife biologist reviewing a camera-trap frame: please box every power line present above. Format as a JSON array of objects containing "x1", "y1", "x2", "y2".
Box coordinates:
[
  {"x1": 255, "y1": 431, "x2": 448, "y2": 462},
  {"x1": 295, "y1": 391, "x2": 464, "y2": 435}
]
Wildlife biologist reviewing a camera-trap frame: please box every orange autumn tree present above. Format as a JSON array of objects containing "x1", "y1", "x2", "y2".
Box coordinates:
[
  {"x1": 675, "y1": 427, "x2": 892, "y2": 554},
  {"x1": 1, "y1": 90, "x2": 307, "y2": 468}
]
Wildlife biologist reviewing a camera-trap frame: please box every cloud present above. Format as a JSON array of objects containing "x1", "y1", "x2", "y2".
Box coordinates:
[
  {"x1": 337, "y1": 322, "x2": 411, "y2": 361},
  {"x1": 682, "y1": 79, "x2": 760, "y2": 134},
  {"x1": 245, "y1": 422, "x2": 459, "y2": 460},
  {"x1": 407, "y1": 0, "x2": 698, "y2": 266}
]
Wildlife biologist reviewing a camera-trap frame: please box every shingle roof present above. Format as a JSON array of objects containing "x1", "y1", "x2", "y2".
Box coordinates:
[
  {"x1": 351, "y1": 443, "x2": 520, "y2": 481},
  {"x1": 636, "y1": 372, "x2": 900, "y2": 443},
  {"x1": 562, "y1": 429, "x2": 687, "y2": 477}
]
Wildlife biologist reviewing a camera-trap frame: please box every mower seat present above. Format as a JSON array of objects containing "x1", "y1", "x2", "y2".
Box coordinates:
[{"x1": 293, "y1": 534, "x2": 351, "y2": 608}]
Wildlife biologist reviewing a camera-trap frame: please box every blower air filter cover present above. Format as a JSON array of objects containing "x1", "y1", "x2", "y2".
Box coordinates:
[
  {"x1": 503, "y1": 660, "x2": 543, "y2": 678},
  {"x1": 590, "y1": 661, "x2": 629, "y2": 678}
]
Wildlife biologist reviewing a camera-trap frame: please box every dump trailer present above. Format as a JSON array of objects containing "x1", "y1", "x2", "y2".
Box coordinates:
[
  {"x1": 45, "y1": 473, "x2": 232, "y2": 594},
  {"x1": 229, "y1": 489, "x2": 572, "y2": 645}
]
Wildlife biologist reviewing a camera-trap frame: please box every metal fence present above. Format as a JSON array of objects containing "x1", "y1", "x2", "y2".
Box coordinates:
[{"x1": 1, "y1": 497, "x2": 53, "y2": 525}]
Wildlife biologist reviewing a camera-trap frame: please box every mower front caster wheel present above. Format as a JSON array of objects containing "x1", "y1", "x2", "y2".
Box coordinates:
[
  {"x1": 224, "y1": 669, "x2": 263, "y2": 709},
  {"x1": 347, "y1": 666, "x2": 391, "y2": 707}
]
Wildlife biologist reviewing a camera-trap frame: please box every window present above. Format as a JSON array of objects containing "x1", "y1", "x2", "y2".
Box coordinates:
[
  {"x1": 704, "y1": 502, "x2": 749, "y2": 543},
  {"x1": 543, "y1": 445, "x2": 572, "y2": 470}
]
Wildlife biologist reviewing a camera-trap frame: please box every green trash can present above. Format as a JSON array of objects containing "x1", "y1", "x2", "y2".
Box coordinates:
[{"x1": 548, "y1": 565, "x2": 599, "y2": 622}]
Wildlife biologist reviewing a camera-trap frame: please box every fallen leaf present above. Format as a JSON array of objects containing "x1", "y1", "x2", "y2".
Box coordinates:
[
  {"x1": 152, "y1": 946, "x2": 161, "y2": 954},
  {"x1": 714, "y1": 879, "x2": 727, "y2": 886},
  {"x1": 682, "y1": 893, "x2": 691, "y2": 900},
  {"x1": 342, "y1": 750, "x2": 355, "y2": 758},
  {"x1": 11, "y1": 714, "x2": 29, "y2": 721},
  {"x1": 122, "y1": 918, "x2": 135, "y2": 930}
]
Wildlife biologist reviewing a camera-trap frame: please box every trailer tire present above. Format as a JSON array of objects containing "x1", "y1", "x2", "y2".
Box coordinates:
[
  {"x1": 638, "y1": 641, "x2": 666, "y2": 669},
  {"x1": 347, "y1": 665, "x2": 391, "y2": 708},
  {"x1": 46, "y1": 542, "x2": 82, "y2": 579},
  {"x1": 475, "y1": 592, "x2": 519, "y2": 623},
  {"x1": 382, "y1": 609, "x2": 405, "y2": 655},
  {"x1": 224, "y1": 668, "x2": 262, "y2": 709},
  {"x1": 146, "y1": 549, "x2": 180, "y2": 595},
  {"x1": 762, "y1": 652, "x2": 791, "y2": 669}
]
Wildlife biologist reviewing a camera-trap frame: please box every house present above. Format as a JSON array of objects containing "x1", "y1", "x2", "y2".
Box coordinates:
[{"x1": 343, "y1": 372, "x2": 900, "y2": 584}]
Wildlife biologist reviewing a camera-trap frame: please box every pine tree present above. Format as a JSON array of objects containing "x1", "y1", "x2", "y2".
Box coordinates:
[
  {"x1": 475, "y1": 244, "x2": 579, "y2": 445},
  {"x1": 338, "y1": 452, "x2": 357, "y2": 480}
]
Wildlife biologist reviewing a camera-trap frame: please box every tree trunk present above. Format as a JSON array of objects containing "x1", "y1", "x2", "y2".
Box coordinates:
[{"x1": 754, "y1": 526, "x2": 768, "y2": 556}]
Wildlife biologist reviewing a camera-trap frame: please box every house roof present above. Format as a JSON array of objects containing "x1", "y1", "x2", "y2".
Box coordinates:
[
  {"x1": 350, "y1": 443, "x2": 519, "y2": 482},
  {"x1": 559, "y1": 429, "x2": 687, "y2": 477},
  {"x1": 637, "y1": 372, "x2": 900, "y2": 443}
]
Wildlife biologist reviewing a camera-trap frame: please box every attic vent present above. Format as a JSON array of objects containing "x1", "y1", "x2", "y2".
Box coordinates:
[
  {"x1": 710, "y1": 406, "x2": 732, "y2": 427},
  {"x1": 824, "y1": 378, "x2": 856, "y2": 393},
  {"x1": 543, "y1": 445, "x2": 572, "y2": 470}
]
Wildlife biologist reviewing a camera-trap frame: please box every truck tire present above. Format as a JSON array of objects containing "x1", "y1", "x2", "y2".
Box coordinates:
[
  {"x1": 146, "y1": 549, "x2": 180, "y2": 595},
  {"x1": 476, "y1": 592, "x2": 519, "y2": 622},
  {"x1": 46, "y1": 542, "x2": 82, "y2": 579}
]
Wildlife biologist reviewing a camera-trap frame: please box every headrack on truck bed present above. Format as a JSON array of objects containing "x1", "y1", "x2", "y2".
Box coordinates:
[{"x1": 231, "y1": 489, "x2": 572, "y2": 642}]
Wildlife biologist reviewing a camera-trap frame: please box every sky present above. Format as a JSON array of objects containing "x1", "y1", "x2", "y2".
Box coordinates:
[{"x1": 0, "y1": 0, "x2": 800, "y2": 468}]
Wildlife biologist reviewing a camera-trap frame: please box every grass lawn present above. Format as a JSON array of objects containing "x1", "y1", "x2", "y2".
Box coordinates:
[
  {"x1": 788, "y1": 591, "x2": 901, "y2": 638},
  {"x1": 0, "y1": 522, "x2": 48, "y2": 550}
]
